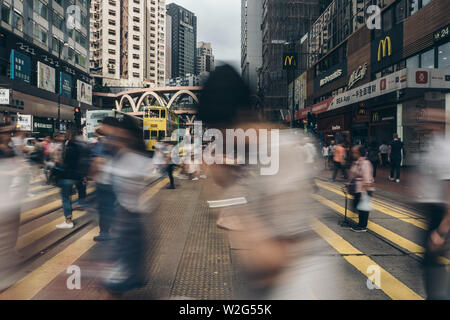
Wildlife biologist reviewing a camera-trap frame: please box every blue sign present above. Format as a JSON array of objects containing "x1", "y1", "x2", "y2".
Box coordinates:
[
  {"x1": 10, "y1": 50, "x2": 31, "y2": 84},
  {"x1": 60, "y1": 72, "x2": 72, "y2": 98}
]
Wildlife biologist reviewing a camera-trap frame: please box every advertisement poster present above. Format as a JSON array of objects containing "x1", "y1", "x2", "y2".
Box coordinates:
[
  {"x1": 0, "y1": 89, "x2": 10, "y2": 105},
  {"x1": 37, "y1": 62, "x2": 56, "y2": 93},
  {"x1": 295, "y1": 72, "x2": 307, "y2": 110},
  {"x1": 77, "y1": 80, "x2": 92, "y2": 105},
  {"x1": 60, "y1": 72, "x2": 73, "y2": 98},
  {"x1": 10, "y1": 50, "x2": 31, "y2": 84},
  {"x1": 17, "y1": 114, "x2": 33, "y2": 131}
]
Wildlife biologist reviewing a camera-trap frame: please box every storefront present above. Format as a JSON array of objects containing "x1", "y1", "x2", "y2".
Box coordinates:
[
  {"x1": 369, "y1": 106, "x2": 397, "y2": 145},
  {"x1": 317, "y1": 112, "x2": 351, "y2": 145}
]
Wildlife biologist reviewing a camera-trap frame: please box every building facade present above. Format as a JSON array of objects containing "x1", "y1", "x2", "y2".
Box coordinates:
[
  {"x1": 241, "y1": 0, "x2": 263, "y2": 94},
  {"x1": 196, "y1": 41, "x2": 214, "y2": 74},
  {"x1": 260, "y1": 0, "x2": 324, "y2": 121},
  {"x1": 0, "y1": 0, "x2": 92, "y2": 133},
  {"x1": 289, "y1": 0, "x2": 450, "y2": 167},
  {"x1": 166, "y1": 3, "x2": 197, "y2": 78},
  {"x1": 90, "y1": 0, "x2": 166, "y2": 89}
]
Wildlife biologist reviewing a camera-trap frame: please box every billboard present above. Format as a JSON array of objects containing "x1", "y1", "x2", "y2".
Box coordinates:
[
  {"x1": 10, "y1": 50, "x2": 31, "y2": 84},
  {"x1": 60, "y1": 72, "x2": 72, "y2": 98},
  {"x1": 77, "y1": 80, "x2": 92, "y2": 105},
  {"x1": 295, "y1": 72, "x2": 307, "y2": 110},
  {"x1": 17, "y1": 114, "x2": 32, "y2": 131},
  {"x1": 0, "y1": 89, "x2": 10, "y2": 105},
  {"x1": 37, "y1": 62, "x2": 56, "y2": 92}
]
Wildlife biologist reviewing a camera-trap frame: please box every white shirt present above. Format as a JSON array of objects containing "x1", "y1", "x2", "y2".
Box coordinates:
[
  {"x1": 417, "y1": 135, "x2": 450, "y2": 203},
  {"x1": 322, "y1": 146, "x2": 329, "y2": 157}
]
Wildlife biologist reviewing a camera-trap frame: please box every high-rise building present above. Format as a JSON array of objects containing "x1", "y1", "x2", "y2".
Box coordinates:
[
  {"x1": 260, "y1": 0, "x2": 323, "y2": 120},
  {"x1": 241, "y1": 0, "x2": 263, "y2": 94},
  {"x1": 90, "y1": 0, "x2": 166, "y2": 89},
  {"x1": 0, "y1": 0, "x2": 92, "y2": 130},
  {"x1": 166, "y1": 3, "x2": 197, "y2": 78},
  {"x1": 196, "y1": 41, "x2": 214, "y2": 74},
  {"x1": 165, "y1": 13, "x2": 172, "y2": 83}
]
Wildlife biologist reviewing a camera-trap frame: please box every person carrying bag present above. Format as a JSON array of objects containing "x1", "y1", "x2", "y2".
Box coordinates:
[{"x1": 348, "y1": 145, "x2": 374, "y2": 232}]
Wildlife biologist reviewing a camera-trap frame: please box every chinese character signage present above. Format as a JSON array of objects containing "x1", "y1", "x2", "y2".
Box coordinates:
[
  {"x1": 17, "y1": 114, "x2": 33, "y2": 131},
  {"x1": 60, "y1": 72, "x2": 73, "y2": 98},
  {"x1": 10, "y1": 50, "x2": 31, "y2": 84},
  {"x1": 37, "y1": 62, "x2": 56, "y2": 93}
]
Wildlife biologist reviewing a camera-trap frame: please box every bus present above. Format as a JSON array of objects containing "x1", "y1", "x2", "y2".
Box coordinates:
[{"x1": 143, "y1": 106, "x2": 180, "y2": 152}]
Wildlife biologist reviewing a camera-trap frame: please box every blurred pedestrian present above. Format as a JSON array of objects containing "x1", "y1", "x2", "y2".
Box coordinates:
[
  {"x1": 414, "y1": 108, "x2": 450, "y2": 299},
  {"x1": 56, "y1": 127, "x2": 90, "y2": 229},
  {"x1": 379, "y1": 141, "x2": 389, "y2": 168},
  {"x1": 102, "y1": 117, "x2": 158, "y2": 293},
  {"x1": 198, "y1": 64, "x2": 338, "y2": 299},
  {"x1": 332, "y1": 141, "x2": 347, "y2": 181},
  {"x1": 368, "y1": 140, "x2": 381, "y2": 179},
  {"x1": 89, "y1": 118, "x2": 120, "y2": 241},
  {"x1": 388, "y1": 133, "x2": 404, "y2": 183},
  {"x1": 348, "y1": 145, "x2": 374, "y2": 232},
  {"x1": 322, "y1": 143, "x2": 329, "y2": 169}
]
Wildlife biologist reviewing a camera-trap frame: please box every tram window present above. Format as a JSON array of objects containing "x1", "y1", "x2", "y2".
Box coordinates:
[
  {"x1": 160, "y1": 109, "x2": 166, "y2": 119},
  {"x1": 150, "y1": 110, "x2": 159, "y2": 118},
  {"x1": 159, "y1": 131, "x2": 165, "y2": 138},
  {"x1": 151, "y1": 130, "x2": 158, "y2": 139},
  {"x1": 144, "y1": 130, "x2": 150, "y2": 140}
]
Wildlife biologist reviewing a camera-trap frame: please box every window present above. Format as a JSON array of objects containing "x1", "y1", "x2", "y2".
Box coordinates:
[
  {"x1": 395, "y1": 0, "x2": 406, "y2": 23},
  {"x1": 150, "y1": 110, "x2": 159, "y2": 118},
  {"x1": 33, "y1": 0, "x2": 48, "y2": 20},
  {"x1": 13, "y1": 11, "x2": 23, "y2": 31},
  {"x1": 383, "y1": 9, "x2": 393, "y2": 32},
  {"x1": 151, "y1": 130, "x2": 158, "y2": 139},
  {"x1": 409, "y1": 0, "x2": 419, "y2": 15},
  {"x1": 52, "y1": 12, "x2": 64, "y2": 30},
  {"x1": 33, "y1": 22, "x2": 48, "y2": 45},
  {"x1": 406, "y1": 54, "x2": 419, "y2": 68},
  {"x1": 421, "y1": 48, "x2": 435, "y2": 68},
  {"x1": 158, "y1": 131, "x2": 165, "y2": 138},
  {"x1": 1, "y1": 4, "x2": 11, "y2": 24},
  {"x1": 52, "y1": 37, "x2": 60, "y2": 52},
  {"x1": 144, "y1": 130, "x2": 150, "y2": 139},
  {"x1": 160, "y1": 109, "x2": 166, "y2": 119},
  {"x1": 438, "y1": 42, "x2": 450, "y2": 68}
]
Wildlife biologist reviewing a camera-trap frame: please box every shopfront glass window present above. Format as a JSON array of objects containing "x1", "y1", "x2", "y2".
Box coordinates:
[
  {"x1": 406, "y1": 54, "x2": 420, "y2": 68},
  {"x1": 438, "y1": 42, "x2": 450, "y2": 68},
  {"x1": 421, "y1": 48, "x2": 435, "y2": 68}
]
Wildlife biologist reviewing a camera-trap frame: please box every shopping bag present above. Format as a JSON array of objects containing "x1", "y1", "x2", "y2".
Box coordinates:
[{"x1": 357, "y1": 192, "x2": 372, "y2": 212}]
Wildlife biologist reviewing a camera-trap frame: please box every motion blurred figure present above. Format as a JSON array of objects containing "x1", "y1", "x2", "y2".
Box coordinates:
[
  {"x1": 332, "y1": 140, "x2": 347, "y2": 181},
  {"x1": 0, "y1": 126, "x2": 27, "y2": 290},
  {"x1": 89, "y1": 118, "x2": 120, "y2": 241},
  {"x1": 415, "y1": 108, "x2": 450, "y2": 299},
  {"x1": 198, "y1": 65, "x2": 338, "y2": 299},
  {"x1": 102, "y1": 117, "x2": 159, "y2": 293}
]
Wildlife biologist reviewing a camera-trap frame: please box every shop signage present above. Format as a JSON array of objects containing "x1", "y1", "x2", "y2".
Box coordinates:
[
  {"x1": 371, "y1": 23, "x2": 403, "y2": 73},
  {"x1": 283, "y1": 53, "x2": 298, "y2": 70},
  {"x1": 320, "y1": 69, "x2": 343, "y2": 87},
  {"x1": 348, "y1": 63, "x2": 368, "y2": 89},
  {"x1": 0, "y1": 89, "x2": 10, "y2": 104},
  {"x1": 17, "y1": 114, "x2": 32, "y2": 131},
  {"x1": 10, "y1": 50, "x2": 31, "y2": 84},
  {"x1": 37, "y1": 62, "x2": 56, "y2": 93},
  {"x1": 33, "y1": 117, "x2": 54, "y2": 136},
  {"x1": 60, "y1": 72, "x2": 72, "y2": 98},
  {"x1": 332, "y1": 125, "x2": 341, "y2": 131},
  {"x1": 434, "y1": 24, "x2": 450, "y2": 43}
]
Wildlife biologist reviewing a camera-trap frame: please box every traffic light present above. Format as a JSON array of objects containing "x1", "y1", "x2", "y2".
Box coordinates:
[
  {"x1": 307, "y1": 112, "x2": 317, "y2": 133},
  {"x1": 74, "y1": 107, "x2": 82, "y2": 129}
]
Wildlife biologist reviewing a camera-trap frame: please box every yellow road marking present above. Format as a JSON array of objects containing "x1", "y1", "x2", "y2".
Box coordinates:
[
  {"x1": 23, "y1": 188, "x2": 60, "y2": 204},
  {"x1": 29, "y1": 184, "x2": 53, "y2": 194},
  {"x1": 17, "y1": 211, "x2": 88, "y2": 250},
  {"x1": 312, "y1": 219, "x2": 423, "y2": 300},
  {"x1": 312, "y1": 194, "x2": 450, "y2": 265},
  {"x1": 315, "y1": 180, "x2": 427, "y2": 230},
  {"x1": 0, "y1": 227, "x2": 99, "y2": 300},
  {"x1": 20, "y1": 187, "x2": 95, "y2": 224}
]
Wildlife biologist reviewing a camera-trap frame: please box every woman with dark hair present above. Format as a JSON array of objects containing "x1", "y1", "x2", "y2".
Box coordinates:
[
  {"x1": 348, "y1": 145, "x2": 374, "y2": 232},
  {"x1": 102, "y1": 117, "x2": 159, "y2": 293}
]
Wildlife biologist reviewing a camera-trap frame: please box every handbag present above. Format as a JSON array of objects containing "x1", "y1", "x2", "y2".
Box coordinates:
[{"x1": 357, "y1": 191, "x2": 373, "y2": 212}]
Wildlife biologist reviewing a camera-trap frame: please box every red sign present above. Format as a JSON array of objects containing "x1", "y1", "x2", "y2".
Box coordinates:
[
  {"x1": 416, "y1": 71, "x2": 428, "y2": 84},
  {"x1": 380, "y1": 79, "x2": 387, "y2": 91}
]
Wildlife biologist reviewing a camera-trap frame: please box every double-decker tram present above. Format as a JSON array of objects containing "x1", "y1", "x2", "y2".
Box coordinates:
[{"x1": 143, "y1": 106, "x2": 180, "y2": 152}]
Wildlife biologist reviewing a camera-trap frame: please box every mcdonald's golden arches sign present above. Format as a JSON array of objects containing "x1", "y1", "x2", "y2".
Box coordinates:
[
  {"x1": 377, "y1": 36, "x2": 392, "y2": 61},
  {"x1": 283, "y1": 53, "x2": 298, "y2": 70}
]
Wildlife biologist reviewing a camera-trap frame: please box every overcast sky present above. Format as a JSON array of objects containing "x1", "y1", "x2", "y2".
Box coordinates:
[{"x1": 167, "y1": 0, "x2": 241, "y2": 72}]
